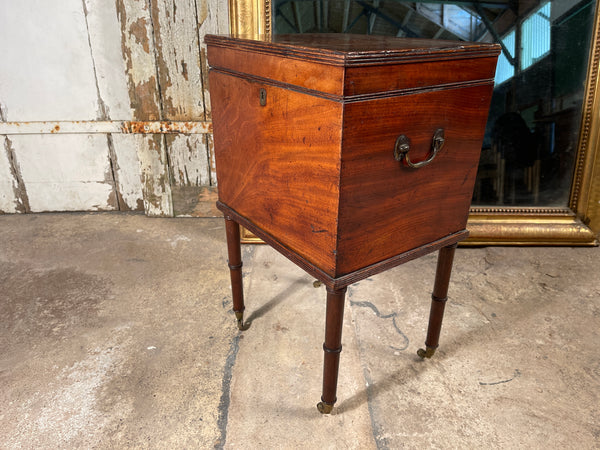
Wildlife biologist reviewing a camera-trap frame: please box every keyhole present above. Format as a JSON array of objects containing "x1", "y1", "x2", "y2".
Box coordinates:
[{"x1": 259, "y1": 88, "x2": 267, "y2": 106}]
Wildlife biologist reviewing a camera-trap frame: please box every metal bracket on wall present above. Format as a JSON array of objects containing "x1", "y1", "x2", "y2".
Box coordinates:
[{"x1": 0, "y1": 120, "x2": 212, "y2": 135}]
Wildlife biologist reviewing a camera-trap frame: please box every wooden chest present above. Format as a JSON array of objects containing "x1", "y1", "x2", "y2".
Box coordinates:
[
  {"x1": 206, "y1": 34, "x2": 499, "y2": 413},
  {"x1": 206, "y1": 34, "x2": 499, "y2": 282}
]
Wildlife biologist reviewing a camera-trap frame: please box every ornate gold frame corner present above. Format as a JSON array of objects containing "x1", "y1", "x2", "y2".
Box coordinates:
[
  {"x1": 232, "y1": 1, "x2": 600, "y2": 246},
  {"x1": 229, "y1": 0, "x2": 271, "y2": 35}
]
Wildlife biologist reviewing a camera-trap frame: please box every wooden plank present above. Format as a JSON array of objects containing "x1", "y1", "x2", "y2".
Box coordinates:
[
  {"x1": 172, "y1": 185, "x2": 220, "y2": 217},
  {"x1": 11, "y1": 134, "x2": 118, "y2": 212},
  {"x1": 84, "y1": 0, "x2": 143, "y2": 211},
  {"x1": 197, "y1": 0, "x2": 229, "y2": 186},
  {"x1": 196, "y1": 0, "x2": 229, "y2": 122},
  {"x1": 83, "y1": 0, "x2": 132, "y2": 120},
  {"x1": 111, "y1": 134, "x2": 144, "y2": 211},
  {"x1": 0, "y1": 137, "x2": 23, "y2": 213},
  {"x1": 0, "y1": 1, "x2": 99, "y2": 121},
  {"x1": 150, "y1": 0, "x2": 229, "y2": 215},
  {"x1": 116, "y1": 0, "x2": 173, "y2": 216},
  {"x1": 151, "y1": 0, "x2": 206, "y2": 121},
  {"x1": 0, "y1": 0, "x2": 121, "y2": 213},
  {"x1": 0, "y1": 104, "x2": 22, "y2": 213},
  {"x1": 0, "y1": 0, "x2": 224, "y2": 216},
  {"x1": 167, "y1": 134, "x2": 211, "y2": 186},
  {"x1": 206, "y1": 132, "x2": 217, "y2": 186},
  {"x1": 151, "y1": 0, "x2": 210, "y2": 218}
]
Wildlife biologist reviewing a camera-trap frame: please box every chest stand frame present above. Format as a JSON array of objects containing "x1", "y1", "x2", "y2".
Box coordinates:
[{"x1": 220, "y1": 201, "x2": 465, "y2": 414}]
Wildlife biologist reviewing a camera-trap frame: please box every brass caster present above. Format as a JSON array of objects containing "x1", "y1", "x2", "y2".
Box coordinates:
[
  {"x1": 417, "y1": 346, "x2": 437, "y2": 359},
  {"x1": 235, "y1": 311, "x2": 245, "y2": 331},
  {"x1": 317, "y1": 401, "x2": 334, "y2": 414},
  {"x1": 313, "y1": 280, "x2": 323, "y2": 288}
]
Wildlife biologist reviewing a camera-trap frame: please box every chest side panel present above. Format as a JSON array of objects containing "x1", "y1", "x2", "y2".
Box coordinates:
[
  {"x1": 344, "y1": 56, "x2": 498, "y2": 96},
  {"x1": 210, "y1": 70, "x2": 343, "y2": 275},
  {"x1": 336, "y1": 83, "x2": 494, "y2": 276}
]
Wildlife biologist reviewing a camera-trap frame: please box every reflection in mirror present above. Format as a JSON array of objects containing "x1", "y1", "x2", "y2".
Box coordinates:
[{"x1": 273, "y1": 0, "x2": 597, "y2": 207}]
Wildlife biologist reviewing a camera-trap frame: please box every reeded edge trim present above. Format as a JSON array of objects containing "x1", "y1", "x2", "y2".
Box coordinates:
[
  {"x1": 242, "y1": 213, "x2": 598, "y2": 247},
  {"x1": 218, "y1": 201, "x2": 469, "y2": 289},
  {"x1": 205, "y1": 34, "x2": 501, "y2": 67}
]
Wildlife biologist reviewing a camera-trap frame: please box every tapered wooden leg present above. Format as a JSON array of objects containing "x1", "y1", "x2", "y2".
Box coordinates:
[
  {"x1": 317, "y1": 286, "x2": 347, "y2": 414},
  {"x1": 418, "y1": 243, "x2": 457, "y2": 359},
  {"x1": 225, "y1": 217, "x2": 245, "y2": 330}
]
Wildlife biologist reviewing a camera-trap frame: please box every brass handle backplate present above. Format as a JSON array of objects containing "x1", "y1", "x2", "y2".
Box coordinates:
[{"x1": 394, "y1": 128, "x2": 445, "y2": 168}]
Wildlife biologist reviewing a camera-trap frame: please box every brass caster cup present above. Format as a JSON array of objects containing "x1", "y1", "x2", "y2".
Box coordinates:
[
  {"x1": 417, "y1": 346, "x2": 437, "y2": 359},
  {"x1": 317, "y1": 401, "x2": 334, "y2": 414},
  {"x1": 235, "y1": 311, "x2": 245, "y2": 331}
]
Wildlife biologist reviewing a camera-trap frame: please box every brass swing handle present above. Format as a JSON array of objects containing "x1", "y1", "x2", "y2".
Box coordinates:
[{"x1": 394, "y1": 128, "x2": 445, "y2": 168}]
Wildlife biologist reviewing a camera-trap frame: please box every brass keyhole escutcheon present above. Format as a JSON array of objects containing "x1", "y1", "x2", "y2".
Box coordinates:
[{"x1": 259, "y1": 88, "x2": 267, "y2": 106}]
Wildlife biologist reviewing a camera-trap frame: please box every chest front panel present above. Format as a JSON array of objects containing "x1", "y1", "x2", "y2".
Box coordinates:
[{"x1": 209, "y1": 70, "x2": 343, "y2": 275}]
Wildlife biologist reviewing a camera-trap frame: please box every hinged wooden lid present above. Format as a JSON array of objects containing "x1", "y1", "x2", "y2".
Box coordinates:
[
  {"x1": 206, "y1": 34, "x2": 500, "y2": 99},
  {"x1": 205, "y1": 33, "x2": 500, "y2": 66}
]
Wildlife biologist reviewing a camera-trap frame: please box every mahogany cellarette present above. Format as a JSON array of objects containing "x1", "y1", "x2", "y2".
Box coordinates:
[{"x1": 206, "y1": 34, "x2": 500, "y2": 414}]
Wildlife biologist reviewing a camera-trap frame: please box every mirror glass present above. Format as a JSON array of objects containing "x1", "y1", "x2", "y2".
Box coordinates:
[{"x1": 273, "y1": 0, "x2": 597, "y2": 207}]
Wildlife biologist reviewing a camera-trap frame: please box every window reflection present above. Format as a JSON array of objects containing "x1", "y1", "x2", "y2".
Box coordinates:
[{"x1": 495, "y1": 29, "x2": 515, "y2": 85}]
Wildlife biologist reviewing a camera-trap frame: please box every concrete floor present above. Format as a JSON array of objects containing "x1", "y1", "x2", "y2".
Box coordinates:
[{"x1": 1, "y1": 213, "x2": 599, "y2": 449}]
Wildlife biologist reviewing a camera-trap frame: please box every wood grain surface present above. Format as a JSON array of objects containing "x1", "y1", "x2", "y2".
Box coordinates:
[
  {"x1": 336, "y1": 83, "x2": 494, "y2": 275},
  {"x1": 209, "y1": 70, "x2": 343, "y2": 275}
]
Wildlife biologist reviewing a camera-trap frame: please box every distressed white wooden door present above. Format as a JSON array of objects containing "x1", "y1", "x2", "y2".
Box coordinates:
[{"x1": 0, "y1": 0, "x2": 227, "y2": 216}]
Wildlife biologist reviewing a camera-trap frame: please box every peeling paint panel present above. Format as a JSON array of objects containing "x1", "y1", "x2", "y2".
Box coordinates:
[
  {"x1": 2, "y1": 135, "x2": 30, "y2": 213},
  {"x1": 116, "y1": 0, "x2": 162, "y2": 120},
  {"x1": 196, "y1": 0, "x2": 230, "y2": 121},
  {"x1": 111, "y1": 134, "x2": 144, "y2": 210},
  {"x1": 172, "y1": 185, "x2": 220, "y2": 217},
  {"x1": 0, "y1": 0, "x2": 99, "y2": 121},
  {"x1": 25, "y1": 181, "x2": 116, "y2": 213},
  {"x1": 152, "y1": 0, "x2": 212, "y2": 193},
  {"x1": 11, "y1": 135, "x2": 117, "y2": 212},
  {"x1": 116, "y1": 0, "x2": 173, "y2": 216},
  {"x1": 196, "y1": 0, "x2": 229, "y2": 185},
  {"x1": 207, "y1": 133, "x2": 218, "y2": 186},
  {"x1": 0, "y1": 141, "x2": 18, "y2": 213},
  {"x1": 133, "y1": 135, "x2": 173, "y2": 217},
  {"x1": 152, "y1": 0, "x2": 206, "y2": 120},
  {"x1": 84, "y1": 0, "x2": 132, "y2": 120},
  {"x1": 167, "y1": 134, "x2": 210, "y2": 186}
]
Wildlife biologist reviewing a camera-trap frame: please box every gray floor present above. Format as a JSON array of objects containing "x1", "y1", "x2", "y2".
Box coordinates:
[{"x1": 1, "y1": 213, "x2": 599, "y2": 449}]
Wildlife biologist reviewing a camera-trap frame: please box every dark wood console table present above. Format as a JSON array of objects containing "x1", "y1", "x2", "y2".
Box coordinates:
[{"x1": 206, "y1": 34, "x2": 499, "y2": 414}]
